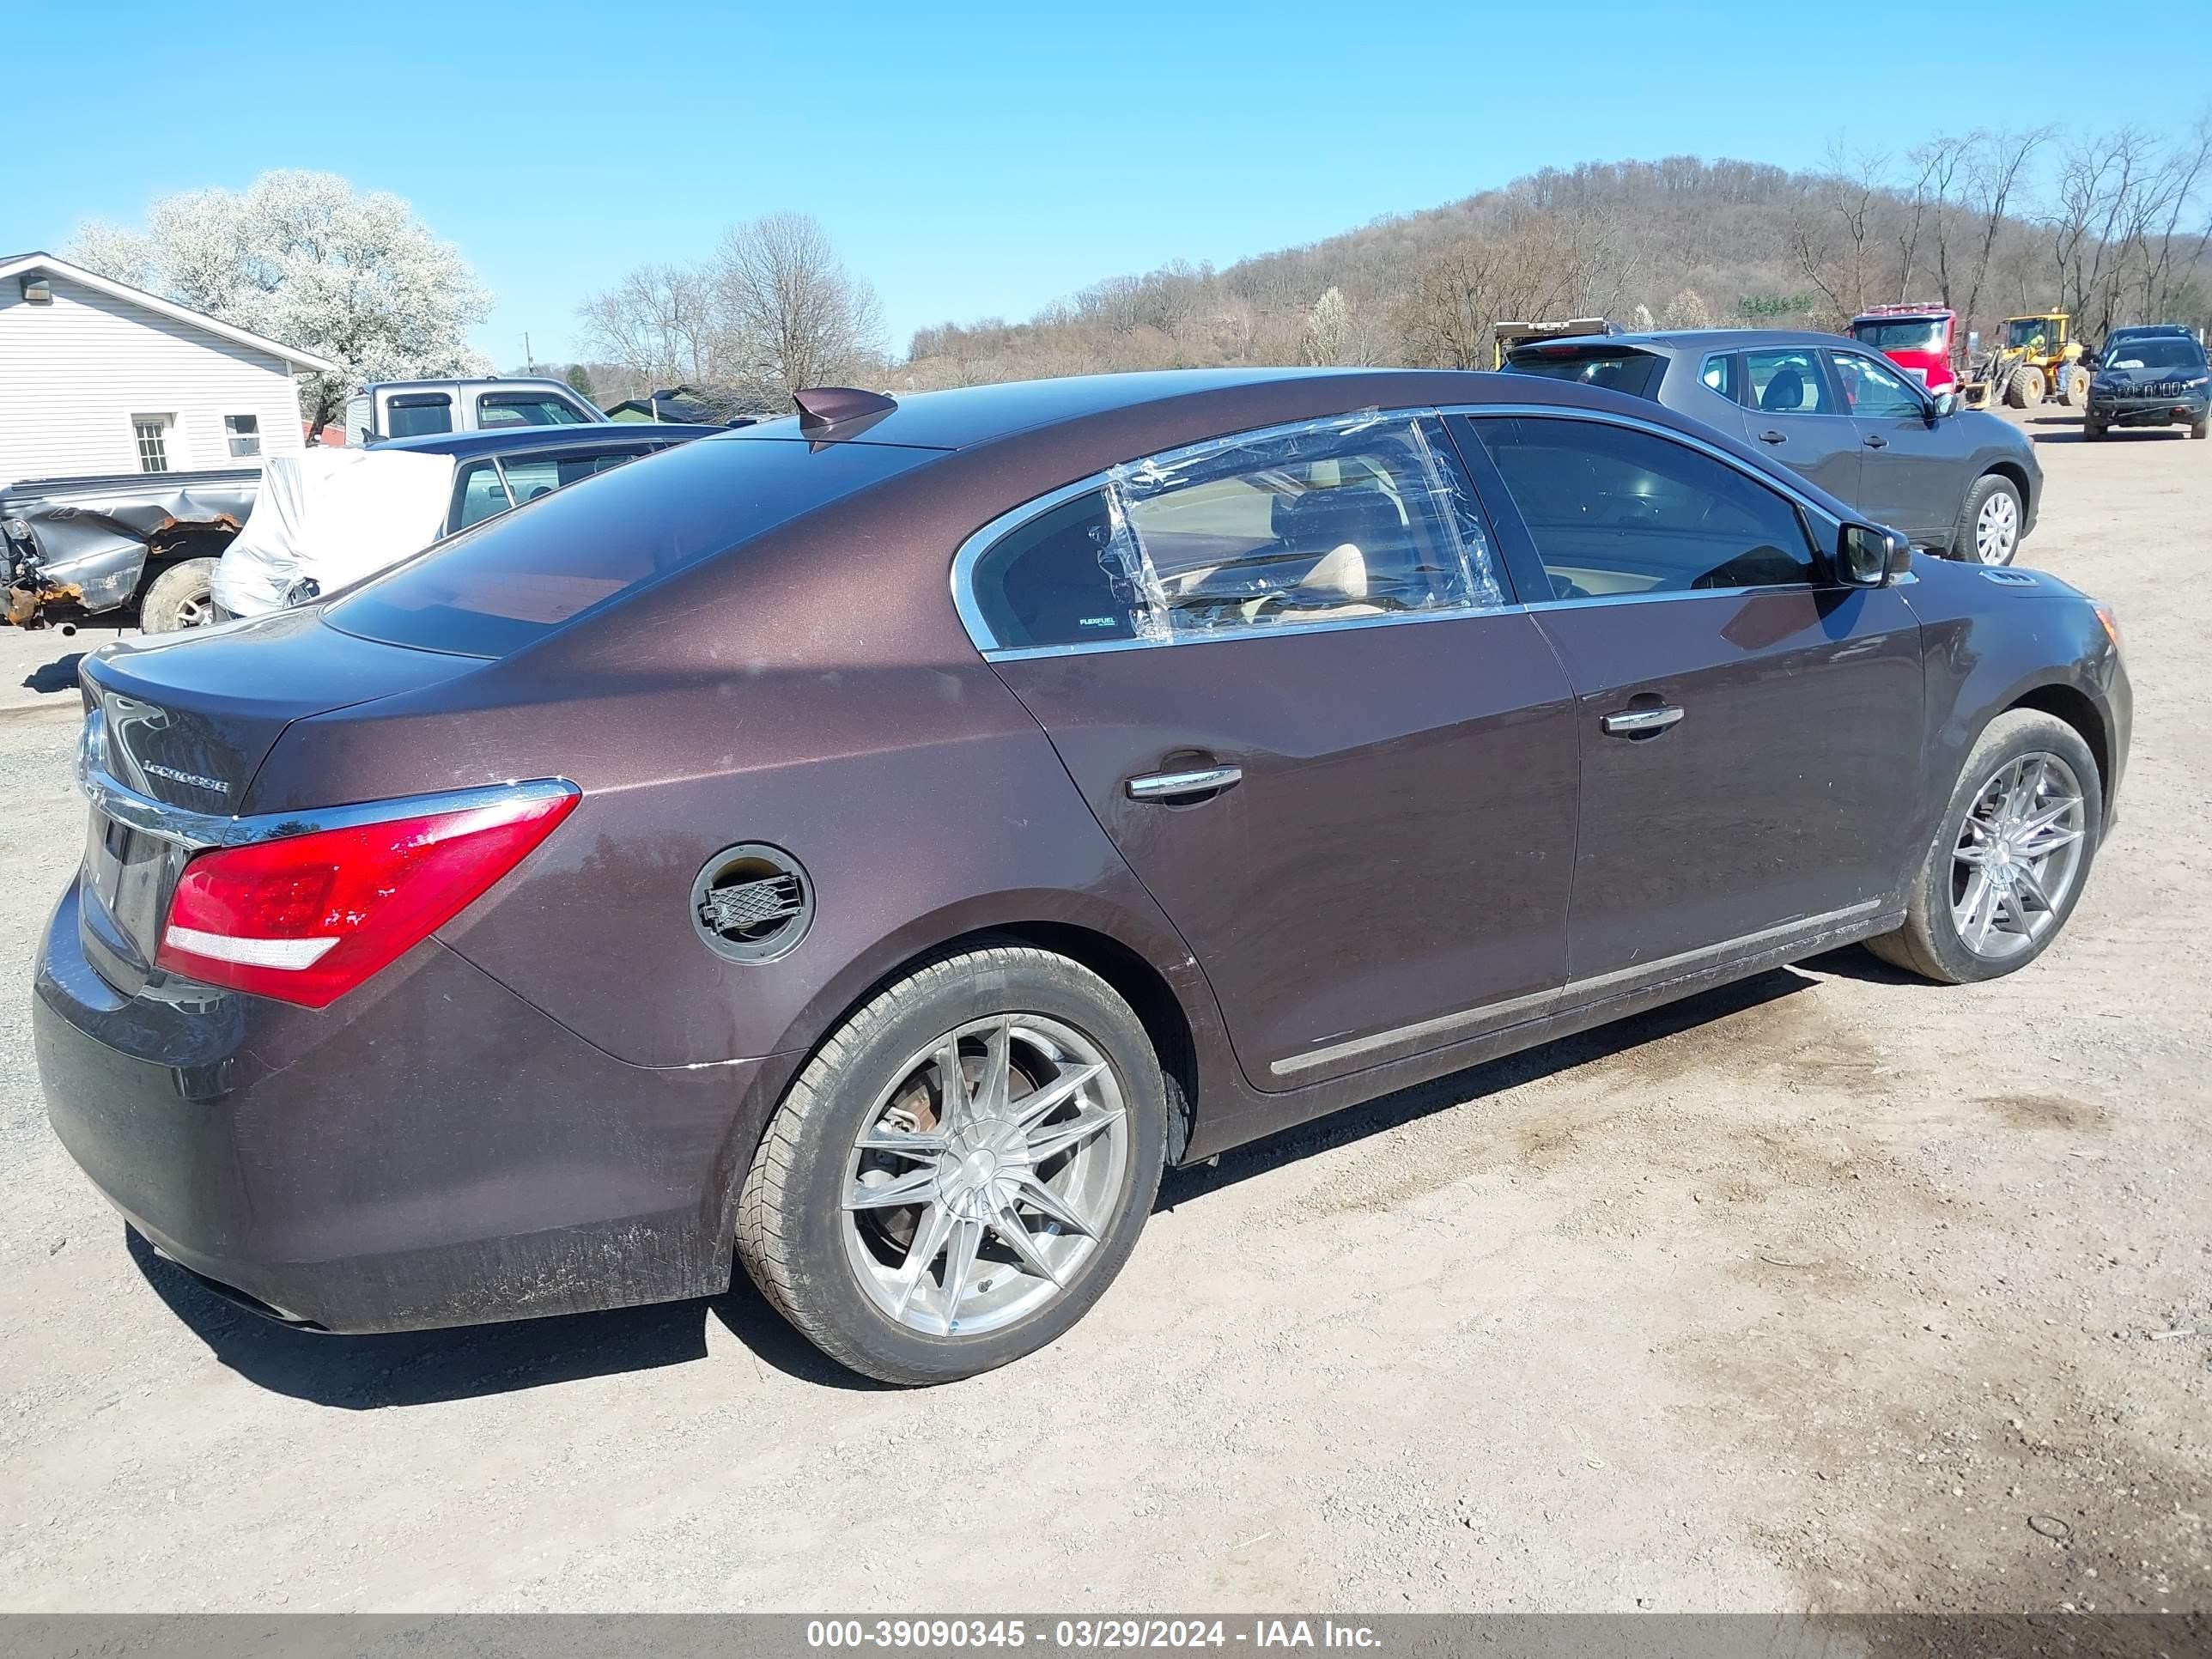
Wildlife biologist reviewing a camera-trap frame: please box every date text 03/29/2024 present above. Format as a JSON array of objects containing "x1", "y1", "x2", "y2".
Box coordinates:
[{"x1": 804, "y1": 1620, "x2": 1382, "y2": 1650}]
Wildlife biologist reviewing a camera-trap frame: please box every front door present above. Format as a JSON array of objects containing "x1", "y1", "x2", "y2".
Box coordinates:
[
  {"x1": 1831, "y1": 348, "x2": 1960, "y2": 544},
  {"x1": 971, "y1": 414, "x2": 1580, "y2": 1089},
  {"x1": 1456, "y1": 412, "x2": 1925, "y2": 984},
  {"x1": 1737, "y1": 345, "x2": 1864, "y2": 505}
]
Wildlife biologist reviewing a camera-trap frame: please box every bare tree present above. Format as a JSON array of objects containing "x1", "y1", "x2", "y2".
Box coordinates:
[
  {"x1": 1301, "y1": 287, "x2": 1353, "y2": 365},
  {"x1": 1962, "y1": 129, "x2": 2053, "y2": 333},
  {"x1": 711, "y1": 212, "x2": 885, "y2": 392},
  {"x1": 576, "y1": 262, "x2": 719, "y2": 386},
  {"x1": 1790, "y1": 143, "x2": 1889, "y2": 324}
]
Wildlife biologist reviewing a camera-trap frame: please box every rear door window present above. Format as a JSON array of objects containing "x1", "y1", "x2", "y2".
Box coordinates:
[
  {"x1": 1745, "y1": 349, "x2": 1835, "y2": 415},
  {"x1": 453, "y1": 460, "x2": 514, "y2": 530},
  {"x1": 386, "y1": 394, "x2": 453, "y2": 438},
  {"x1": 327, "y1": 436, "x2": 939, "y2": 658}
]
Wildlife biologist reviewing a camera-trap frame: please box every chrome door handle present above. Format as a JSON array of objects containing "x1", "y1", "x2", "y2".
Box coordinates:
[
  {"x1": 1601, "y1": 706, "x2": 1685, "y2": 738},
  {"x1": 1127, "y1": 764, "x2": 1243, "y2": 801}
]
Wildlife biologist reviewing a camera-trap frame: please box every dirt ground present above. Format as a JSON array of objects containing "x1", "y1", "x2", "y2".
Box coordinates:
[{"x1": 0, "y1": 408, "x2": 2203, "y2": 1615}]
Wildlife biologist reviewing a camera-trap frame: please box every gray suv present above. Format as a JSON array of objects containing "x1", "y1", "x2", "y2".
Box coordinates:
[{"x1": 1505, "y1": 328, "x2": 2042, "y2": 565}]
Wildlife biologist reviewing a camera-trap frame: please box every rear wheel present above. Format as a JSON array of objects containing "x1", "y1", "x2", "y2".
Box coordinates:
[
  {"x1": 736, "y1": 943, "x2": 1167, "y2": 1385},
  {"x1": 1866, "y1": 710, "x2": 2100, "y2": 985},
  {"x1": 2059, "y1": 365, "x2": 2091, "y2": 407},
  {"x1": 1950, "y1": 474, "x2": 2023, "y2": 565},
  {"x1": 137, "y1": 557, "x2": 221, "y2": 634}
]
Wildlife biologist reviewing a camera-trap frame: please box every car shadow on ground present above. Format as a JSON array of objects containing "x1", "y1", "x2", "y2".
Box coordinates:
[
  {"x1": 125, "y1": 1226, "x2": 887, "y2": 1407},
  {"x1": 131, "y1": 957, "x2": 1855, "y2": 1407},
  {"x1": 18, "y1": 650, "x2": 83, "y2": 695},
  {"x1": 2033, "y1": 423, "x2": 2185, "y2": 446},
  {"x1": 1157, "y1": 963, "x2": 1822, "y2": 1210}
]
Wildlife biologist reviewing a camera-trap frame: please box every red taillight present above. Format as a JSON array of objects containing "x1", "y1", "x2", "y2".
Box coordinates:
[{"x1": 154, "y1": 787, "x2": 578, "y2": 1007}]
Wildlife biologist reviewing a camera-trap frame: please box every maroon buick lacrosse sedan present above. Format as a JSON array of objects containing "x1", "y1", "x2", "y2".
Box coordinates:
[{"x1": 38, "y1": 369, "x2": 2129, "y2": 1382}]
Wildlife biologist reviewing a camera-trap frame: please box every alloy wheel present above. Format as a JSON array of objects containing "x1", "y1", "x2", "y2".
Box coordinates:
[
  {"x1": 1973, "y1": 489, "x2": 2021, "y2": 564},
  {"x1": 841, "y1": 1012, "x2": 1129, "y2": 1338},
  {"x1": 1950, "y1": 751, "x2": 2087, "y2": 960}
]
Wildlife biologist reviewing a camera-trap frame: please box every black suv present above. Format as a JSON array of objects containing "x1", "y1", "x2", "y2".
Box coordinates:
[{"x1": 2086, "y1": 331, "x2": 2209, "y2": 441}]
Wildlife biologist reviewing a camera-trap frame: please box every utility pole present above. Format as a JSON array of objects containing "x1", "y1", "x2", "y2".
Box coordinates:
[{"x1": 522, "y1": 332, "x2": 533, "y2": 375}]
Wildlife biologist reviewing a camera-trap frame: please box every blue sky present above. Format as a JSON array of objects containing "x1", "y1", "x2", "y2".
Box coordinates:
[{"x1": 6, "y1": 0, "x2": 2208, "y2": 368}]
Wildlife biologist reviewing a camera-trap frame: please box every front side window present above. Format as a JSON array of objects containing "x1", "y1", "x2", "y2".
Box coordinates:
[
  {"x1": 478, "y1": 392, "x2": 589, "y2": 428},
  {"x1": 1831, "y1": 351, "x2": 1925, "y2": 418},
  {"x1": 386, "y1": 394, "x2": 453, "y2": 438},
  {"x1": 1473, "y1": 416, "x2": 1818, "y2": 600},
  {"x1": 224, "y1": 413, "x2": 262, "y2": 459},
  {"x1": 1745, "y1": 349, "x2": 1834, "y2": 415},
  {"x1": 966, "y1": 415, "x2": 1502, "y2": 652}
]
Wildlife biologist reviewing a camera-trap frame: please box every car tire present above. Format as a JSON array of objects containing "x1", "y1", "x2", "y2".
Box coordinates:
[
  {"x1": 2083, "y1": 416, "x2": 2106, "y2": 441},
  {"x1": 736, "y1": 941, "x2": 1167, "y2": 1386},
  {"x1": 1949, "y1": 474, "x2": 2024, "y2": 565},
  {"x1": 1865, "y1": 709, "x2": 2102, "y2": 986},
  {"x1": 137, "y1": 557, "x2": 222, "y2": 634},
  {"x1": 2191, "y1": 416, "x2": 2208, "y2": 440}
]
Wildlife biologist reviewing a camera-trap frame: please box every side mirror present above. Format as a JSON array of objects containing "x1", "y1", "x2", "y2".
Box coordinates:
[
  {"x1": 1929, "y1": 390, "x2": 1957, "y2": 419},
  {"x1": 1836, "y1": 524, "x2": 1907, "y2": 587}
]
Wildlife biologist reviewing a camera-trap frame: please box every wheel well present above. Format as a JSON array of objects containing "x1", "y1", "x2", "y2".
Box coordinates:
[
  {"x1": 866, "y1": 921, "x2": 1200, "y2": 1165},
  {"x1": 2009, "y1": 683, "x2": 2109, "y2": 799},
  {"x1": 1984, "y1": 460, "x2": 2033, "y2": 507}
]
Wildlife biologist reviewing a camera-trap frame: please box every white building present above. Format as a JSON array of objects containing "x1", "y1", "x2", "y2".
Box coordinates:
[{"x1": 0, "y1": 251, "x2": 337, "y2": 488}]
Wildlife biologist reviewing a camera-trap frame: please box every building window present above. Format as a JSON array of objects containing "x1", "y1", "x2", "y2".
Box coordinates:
[
  {"x1": 224, "y1": 414, "x2": 261, "y2": 459},
  {"x1": 133, "y1": 416, "x2": 172, "y2": 474}
]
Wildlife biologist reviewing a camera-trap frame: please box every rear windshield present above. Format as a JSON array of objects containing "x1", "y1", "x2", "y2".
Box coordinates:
[
  {"x1": 327, "y1": 435, "x2": 939, "y2": 657},
  {"x1": 1503, "y1": 349, "x2": 1662, "y2": 398},
  {"x1": 2104, "y1": 339, "x2": 2206, "y2": 371},
  {"x1": 1852, "y1": 319, "x2": 1945, "y2": 351}
]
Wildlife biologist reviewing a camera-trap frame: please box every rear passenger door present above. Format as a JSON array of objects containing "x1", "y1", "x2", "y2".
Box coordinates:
[
  {"x1": 963, "y1": 414, "x2": 1581, "y2": 1091},
  {"x1": 1450, "y1": 411, "x2": 1925, "y2": 989},
  {"x1": 1738, "y1": 347, "x2": 1863, "y2": 504}
]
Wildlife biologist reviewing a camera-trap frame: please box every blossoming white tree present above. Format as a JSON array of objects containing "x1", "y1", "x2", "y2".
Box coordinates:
[{"x1": 70, "y1": 170, "x2": 494, "y2": 428}]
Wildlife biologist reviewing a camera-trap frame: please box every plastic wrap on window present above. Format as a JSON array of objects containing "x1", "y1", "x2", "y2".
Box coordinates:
[{"x1": 1107, "y1": 411, "x2": 1501, "y2": 636}]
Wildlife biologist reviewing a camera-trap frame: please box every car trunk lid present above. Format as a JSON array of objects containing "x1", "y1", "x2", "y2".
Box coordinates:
[{"x1": 76, "y1": 608, "x2": 482, "y2": 988}]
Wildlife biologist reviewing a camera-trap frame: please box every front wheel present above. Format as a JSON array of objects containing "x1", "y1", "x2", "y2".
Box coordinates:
[
  {"x1": 2083, "y1": 416, "x2": 2106, "y2": 441},
  {"x1": 2191, "y1": 415, "x2": 2209, "y2": 440},
  {"x1": 1866, "y1": 710, "x2": 2101, "y2": 985},
  {"x1": 736, "y1": 942, "x2": 1167, "y2": 1385},
  {"x1": 1951, "y1": 474, "x2": 2023, "y2": 565}
]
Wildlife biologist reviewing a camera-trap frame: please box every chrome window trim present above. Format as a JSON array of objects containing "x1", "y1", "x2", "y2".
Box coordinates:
[{"x1": 949, "y1": 401, "x2": 1845, "y2": 661}]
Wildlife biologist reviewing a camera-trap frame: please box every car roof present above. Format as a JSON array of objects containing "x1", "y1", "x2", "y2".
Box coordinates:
[
  {"x1": 2106, "y1": 324, "x2": 2192, "y2": 337},
  {"x1": 374, "y1": 423, "x2": 725, "y2": 459}
]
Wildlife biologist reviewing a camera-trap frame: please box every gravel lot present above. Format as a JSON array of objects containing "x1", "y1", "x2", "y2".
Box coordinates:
[{"x1": 0, "y1": 410, "x2": 2204, "y2": 1615}]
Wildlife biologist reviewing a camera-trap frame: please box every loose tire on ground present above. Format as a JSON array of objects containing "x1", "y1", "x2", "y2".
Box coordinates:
[
  {"x1": 1949, "y1": 473, "x2": 2024, "y2": 565},
  {"x1": 736, "y1": 941, "x2": 1168, "y2": 1385},
  {"x1": 137, "y1": 557, "x2": 221, "y2": 634},
  {"x1": 1865, "y1": 709, "x2": 2102, "y2": 986}
]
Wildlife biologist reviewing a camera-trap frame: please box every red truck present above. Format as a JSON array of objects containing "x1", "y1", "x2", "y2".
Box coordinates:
[{"x1": 1849, "y1": 304, "x2": 1959, "y2": 393}]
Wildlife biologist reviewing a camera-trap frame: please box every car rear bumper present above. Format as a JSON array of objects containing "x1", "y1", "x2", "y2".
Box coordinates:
[{"x1": 35, "y1": 875, "x2": 788, "y2": 1334}]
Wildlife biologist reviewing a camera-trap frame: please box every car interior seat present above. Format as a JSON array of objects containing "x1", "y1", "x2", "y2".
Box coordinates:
[{"x1": 1760, "y1": 367, "x2": 1808, "y2": 411}]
